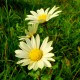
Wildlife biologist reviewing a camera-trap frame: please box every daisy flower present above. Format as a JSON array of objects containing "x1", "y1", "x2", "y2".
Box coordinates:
[
  {"x1": 19, "y1": 24, "x2": 38, "y2": 40},
  {"x1": 25, "y1": 6, "x2": 62, "y2": 24},
  {"x1": 15, "y1": 34, "x2": 55, "y2": 70}
]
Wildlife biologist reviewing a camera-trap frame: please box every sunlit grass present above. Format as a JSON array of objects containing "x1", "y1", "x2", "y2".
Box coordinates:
[{"x1": 0, "y1": 0, "x2": 80, "y2": 80}]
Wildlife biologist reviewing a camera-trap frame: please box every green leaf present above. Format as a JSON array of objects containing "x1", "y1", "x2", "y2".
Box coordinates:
[
  {"x1": 39, "y1": 27, "x2": 43, "y2": 33},
  {"x1": 55, "y1": 76, "x2": 63, "y2": 80},
  {"x1": 41, "y1": 74, "x2": 51, "y2": 80},
  {"x1": 15, "y1": 73, "x2": 26, "y2": 80},
  {"x1": 28, "y1": 70, "x2": 39, "y2": 80},
  {"x1": 52, "y1": 63, "x2": 58, "y2": 70}
]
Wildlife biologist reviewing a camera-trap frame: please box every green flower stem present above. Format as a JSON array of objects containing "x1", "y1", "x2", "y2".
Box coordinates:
[
  {"x1": 37, "y1": 69, "x2": 41, "y2": 80},
  {"x1": 42, "y1": 22, "x2": 49, "y2": 35}
]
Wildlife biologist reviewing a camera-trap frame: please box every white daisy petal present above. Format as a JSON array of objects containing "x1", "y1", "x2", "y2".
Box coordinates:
[
  {"x1": 25, "y1": 15, "x2": 37, "y2": 20},
  {"x1": 48, "y1": 6, "x2": 59, "y2": 14},
  {"x1": 19, "y1": 41, "x2": 30, "y2": 52},
  {"x1": 47, "y1": 58, "x2": 55, "y2": 62},
  {"x1": 42, "y1": 42, "x2": 53, "y2": 53},
  {"x1": 15, "y1": 50, "x2": 24, "y2": 54},
  {"x1": 49, "y1": 10, "x2": 62, "y2": 19},
  {"x1": 44, "y1": 47, "x2": 53, "y2": 53},
  {"x1": 37, "y1": 9, "x2": 40, "y2": 14},
  {"x1": 17, "y1": 59, "x2": 29, "y2": 64},
  {"x1": 33, "y1": 62, "x2": 38, "y2": 70},
  {"x1": 45, "y1": 8, "x2": 50, "y2": 14},
  {"x1": 21, "y1": 59, "x2": 30, "y2": 66},
  {"x1": 50, "y1": 15, "x2": 58, "y2": 19},
  {"x1": 40, "y1": 8, "x2": 45, "y2": 14},
  {"x1": 53, "y1": 10, "x2": 62, "y2": 15},
  {"x1": 40, "y1": 37, "x2": 49, "y2": 50},
  {"x1": 30, "y1": 11, "x2": 38, "y2": 16},
  {"x1": 47, "y1": 41, "x2": 53, "y2": 46},
  {"x1": 37, "y1": 9, "x2": 44, "y2": 15},
  {"x1": 15, "y1": 50, "x2": 27, "y2": 58},
  {"x1": 44, "y1": 53, "x2": 54, "y2": 58},
  {"x1": 26, "y1": 38, "x2": 32, "y2": 48},
  {"x1": 25, "y1": 18, "x2": 36, "y2": 21},
  {"x1": 43, "y1": 58, "x2": 51, "y2": 67},
  {"x1": 31, "y1": 36, "x2": 36, "y2": 48},
  {"x1": 28, "y1": 62, "x2": 36, "y2": 70},
  {"x1": 38, "y1": 60, "x2": 44, "y2": 69},
  {"x1": 27, "y1": 15, "x2": 37, "y2": 19}
]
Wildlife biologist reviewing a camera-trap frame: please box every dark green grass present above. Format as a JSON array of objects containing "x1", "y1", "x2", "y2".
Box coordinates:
[{"x1": 0, "y1": 0, "x2": 80, "y2": 80}]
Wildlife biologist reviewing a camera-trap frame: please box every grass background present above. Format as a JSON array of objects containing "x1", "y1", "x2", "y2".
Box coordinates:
[{"x1": 0, "y1": 0, "x2": 80, "y2": 80}]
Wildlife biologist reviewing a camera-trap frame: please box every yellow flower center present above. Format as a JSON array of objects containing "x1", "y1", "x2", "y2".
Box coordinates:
[
  {"x1": 29, "y1": 49, "x2": 43, "y2": 61},
  {"x1": 38, "y1": 14, "x2": 47, "y2": 23}
]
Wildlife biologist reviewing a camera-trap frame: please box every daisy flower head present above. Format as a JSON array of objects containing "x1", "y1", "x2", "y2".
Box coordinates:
[
  {"x1": 19, "y1": 24, "x2": 38, "y2": 40},
  {"x1": 15, "y1": 34, "x2": 55, "y2": 70},
  {"x1": 25, "y1": 6, "x2": 62, "y2": 24}
]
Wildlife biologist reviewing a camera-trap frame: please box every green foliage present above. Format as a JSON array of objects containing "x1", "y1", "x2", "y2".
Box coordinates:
[{"x1": 0, "y1": 0, "x2": 80, "y2": 80}]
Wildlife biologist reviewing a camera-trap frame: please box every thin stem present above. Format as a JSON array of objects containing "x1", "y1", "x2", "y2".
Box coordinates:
[
  {"x1": 72, "y1": 68, "x2": 80, "y2": 80},
  {"x1": 37, "y1": 69, "x2": 41, "y2": 80},
  {"x1": 42, "y1": 22, "x2": 49, "y2": 35}
]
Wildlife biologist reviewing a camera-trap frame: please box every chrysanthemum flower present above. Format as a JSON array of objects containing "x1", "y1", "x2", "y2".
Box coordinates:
[
  {"x1": 15, "y1": 34, "x2": 55, "y2": 70},
  {"x1": 19, "y1": 24, "x2": 38, "y2": 40},
  {"x1": 25, "y1": 6, "x2": 62, "y2": 24}
]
